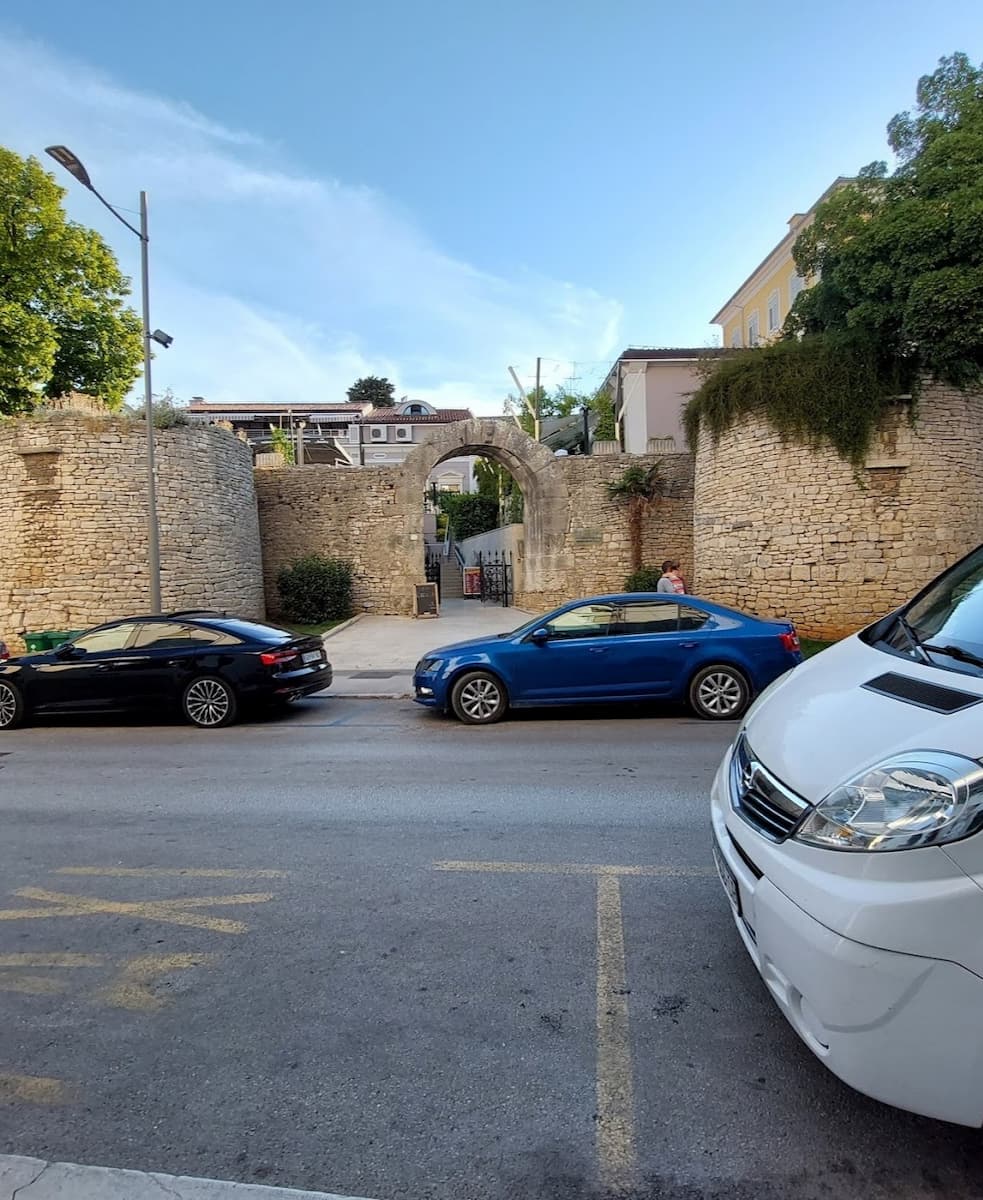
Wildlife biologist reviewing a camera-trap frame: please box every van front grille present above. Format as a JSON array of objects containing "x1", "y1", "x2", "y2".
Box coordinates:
[{"x1": 729, "y1": 734, "x2": 810, "y2": 842}]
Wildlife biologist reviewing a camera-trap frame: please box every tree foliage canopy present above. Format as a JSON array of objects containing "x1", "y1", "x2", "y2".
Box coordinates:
[
  {"x1": 346, "y1": 375, "x2": 396, "y2": 407},
  {"x1": 505, "y1": 384, "x2": 614, "y2": 443},
  {"x1": 0, "y1": 147, "x2": 143, "y2": 415},
  {"x1": 685, "y1": 53, "x2": 983, "y2": 466}
]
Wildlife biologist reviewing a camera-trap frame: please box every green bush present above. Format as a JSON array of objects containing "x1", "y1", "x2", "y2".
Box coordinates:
[
  {"x1": 624, "y1": 566, "x2": 664, "y2": 592},
  {"x1": 438, "y1": 493, "x2": 499, "y2": 540},
  {"x1": 276, "y1": 554, "x2": 354, "y2": 624}
]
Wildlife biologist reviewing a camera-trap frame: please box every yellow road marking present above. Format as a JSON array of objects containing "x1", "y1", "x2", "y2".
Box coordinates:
[
  {"x1": 595, "y1": 874, "x2": 636, "y2": 1194},
  {"x1": 0, "y1": 953, "x2": 104, "y2": 967},
  {"x1": 433, "y1": 858, "x2": 680, "y2": 1191},
  {"x1": 0, "y1": 953, "x2": 106, "y2": 996},
  {"x1": 55, "y1": 868, "x2": 286, "y2": 878},
  {"x1": 0, "y1": 889, "x2": 274, "y2": 934},
  {"x1": 0, "y1": 1073, "x2": 75, "y2": 1104},
  {"x1": 434, "y1": 860, "x2": 712, "y2": 877},
  {"x1": 97, "y1": 953, "x2": 216, "y2": 1012}
]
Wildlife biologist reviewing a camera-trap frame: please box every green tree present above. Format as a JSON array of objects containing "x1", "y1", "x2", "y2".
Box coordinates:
[
  {"x1": 606, "y1": 463, "x2": 664, "y2": 571},
  {"x1": 438, "y1": 492, "x2": 500, "y2": 540},
  {"x1": 474, "y1": 458, "x2": 524, "y2": 525},
  {"x1": 504, "y1": 384, "x2": 614, "y2": 444},
  {"x1": 0, "y1": 147, "x2": 143, "y2": 415},
  {"x1": 687, "y1": 52, "x2": 983, "y2": 465},
  {"x1": 346, "y1": 375, "x2": 396, "y2": 407}
]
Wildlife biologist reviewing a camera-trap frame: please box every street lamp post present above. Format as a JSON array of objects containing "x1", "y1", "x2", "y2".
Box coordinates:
[{"x1": 45, "y1": 145, "x2": 162, "y2": 614}]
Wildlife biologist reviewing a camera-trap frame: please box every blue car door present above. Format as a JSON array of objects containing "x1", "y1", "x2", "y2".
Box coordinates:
[
  {"x1": 601, "y1": 600, "x2": 696, "y2": 697},
  {"x1": 512, "y1": 601, "x2": 617, "y2": 701}
]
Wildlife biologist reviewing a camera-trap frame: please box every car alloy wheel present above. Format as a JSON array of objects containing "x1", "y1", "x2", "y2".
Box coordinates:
[
  {"x1": 0, "y1": 681, "x2": 23, "y2": 730},
  {"x1": 183, "y1": 676, "x2": 237, "y2": 728},
  {"x1": 451, "y1": 671, "x2": 508, "y2": 725},
  {"x1": 690, "y1": 665, "x2": 749, "y2": 720}
]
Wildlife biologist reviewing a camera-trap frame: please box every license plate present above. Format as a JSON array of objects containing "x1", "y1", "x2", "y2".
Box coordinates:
[
  {"x1": 302, "y1": 650, "x2": 323, "y2": 664},
  {"x1": 713, "y1": 839, "x2": 741, "y2": 916}
]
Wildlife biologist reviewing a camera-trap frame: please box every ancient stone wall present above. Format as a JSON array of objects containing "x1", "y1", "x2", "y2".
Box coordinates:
[
  {"x1": 547, "y1": 453, "x2": 694, "y2": 608},
  {"x1": 255, "y1": 423, "x2": 695, "y2": 617},
  {"x1": 254, "y1": 466, "x2": 414, "y2": 616},
  {"x1": 0, "y1": 412, "x2": 264, "y2": 652},
  {"x1": 692, "y1": 383, "x2": 983, "y2": 638}
]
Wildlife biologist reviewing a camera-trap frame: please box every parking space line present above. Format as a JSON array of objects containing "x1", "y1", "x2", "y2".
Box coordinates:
[
  {"x1": 0, "y1": 888, "x2": 275, "y2": 934},
  {"x1": 595, "y1": 874, "x2": 635, "y2": 1194},
  {"x1": 0, "y1": 1073, "x2": 75, "y2": 1104},
  {"x1": 434, "y1": 858, "x2": 695, "y2": 1193},
  {"x1": 55, "y1": 868, "x2": 286, "y2": 878},
  {"x1": 435, "y1": 860, "x2": 713, "y2": 877}
]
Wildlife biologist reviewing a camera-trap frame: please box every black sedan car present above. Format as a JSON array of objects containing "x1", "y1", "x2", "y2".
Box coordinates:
[{"x1": 0, "y1": 612, "x2": 332, "y2": 730}]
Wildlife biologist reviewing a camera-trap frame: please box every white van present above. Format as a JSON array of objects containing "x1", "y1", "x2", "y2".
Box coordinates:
[{"x1": 711, "y1": 544, "x2": 983, "y2": 1126}]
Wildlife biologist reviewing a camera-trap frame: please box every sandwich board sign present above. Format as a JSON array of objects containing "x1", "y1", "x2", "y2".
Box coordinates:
[{"x1": 414, "y1": 582, "x2": 439, "y2": 618}]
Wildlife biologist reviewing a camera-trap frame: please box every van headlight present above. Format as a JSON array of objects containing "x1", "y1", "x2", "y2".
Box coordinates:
[{"x1": 795, "y1": 751, "x2": 983, "y2": 851}]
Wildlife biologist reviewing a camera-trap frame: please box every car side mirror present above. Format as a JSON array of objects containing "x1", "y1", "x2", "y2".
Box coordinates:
[
  {"x1": 531, "y1": 627, "x2": 550, "y2": 644},
  {"x1": 55, "y1": 643, "x2": 82, "y2": 659}
]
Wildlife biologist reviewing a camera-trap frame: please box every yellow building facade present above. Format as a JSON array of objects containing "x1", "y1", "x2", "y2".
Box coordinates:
[{"x1": 711, "y1": 178, "x2": 849, "y2": 348}]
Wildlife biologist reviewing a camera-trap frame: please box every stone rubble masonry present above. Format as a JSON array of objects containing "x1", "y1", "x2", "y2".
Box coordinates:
[
  {"x1": 0, "y1": 411, "x2": 264, "y2": 654},
  {"x1": 255, "y1": 466, "x2": 410, "y2": 616},
  {"x1": 693, "y1": 382, "x2": 983, "y2": 639},
  {"x1": 255, "y1": 417, "x2": 694, "y2": 618}
]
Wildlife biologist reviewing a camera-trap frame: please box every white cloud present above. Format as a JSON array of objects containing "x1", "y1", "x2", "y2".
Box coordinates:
[{"x1": 0, "y1": 32, "x2": 622, "y2": 414}]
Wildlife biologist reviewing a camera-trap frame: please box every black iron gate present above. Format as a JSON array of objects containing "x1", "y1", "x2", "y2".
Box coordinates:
[
  {"x1": 424, "y1": 551, "x2": 441, "y2": 599},
  {"x1": 477, "y1": 550, "x2": 513, "y2": 607}
]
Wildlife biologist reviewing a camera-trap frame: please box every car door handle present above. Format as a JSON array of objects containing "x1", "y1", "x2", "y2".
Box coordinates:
[
  {"x1": 588, "y1": 647, "x2": 607, "y2": 653},
  {"x1": 680, "y1": 642, "x2": 698, "y2": 649}
]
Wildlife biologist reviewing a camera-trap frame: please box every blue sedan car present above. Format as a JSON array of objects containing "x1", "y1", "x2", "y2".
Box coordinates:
[{"x1": 413, "y1": 593, "x2": 802, "y2": 724}]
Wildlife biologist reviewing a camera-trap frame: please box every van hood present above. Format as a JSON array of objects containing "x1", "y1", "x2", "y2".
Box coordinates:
[{"x1": 743, "y1": 636, "x2": 983, "y2": 803}]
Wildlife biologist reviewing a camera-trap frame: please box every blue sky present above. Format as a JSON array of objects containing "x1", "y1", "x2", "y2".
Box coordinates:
[{"x1": 0, "y1": 3, "x2": 979, "y2": 411}]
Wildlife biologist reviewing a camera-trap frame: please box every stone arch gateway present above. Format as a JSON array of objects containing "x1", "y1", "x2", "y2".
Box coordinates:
[{"x1": 396, "y1": 419, "x2": 572, "y2": 608}]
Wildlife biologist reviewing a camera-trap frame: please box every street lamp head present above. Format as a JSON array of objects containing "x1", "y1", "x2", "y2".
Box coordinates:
[
  {"x1": 45, "y1": 145, "x2": 92, "y2": 190},
  {"x1": 151, "y1": 329, "x2": 173, "y2": 349}
]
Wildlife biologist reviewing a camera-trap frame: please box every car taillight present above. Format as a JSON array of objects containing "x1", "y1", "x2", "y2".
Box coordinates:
[
  {"x1": 0, "y1": 642, "x2": 8, "y2": 662},
  {"x1": 260, "y1": 649, "x2": 296, "y2": 667},
  {"x1": 779, "y1": 630, "x2": 800, "y2": 653}
]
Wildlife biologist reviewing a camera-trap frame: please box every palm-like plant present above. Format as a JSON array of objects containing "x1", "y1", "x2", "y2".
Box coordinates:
[{"x1": 605, "y1": 462, "x2": 665, "y2": 571}]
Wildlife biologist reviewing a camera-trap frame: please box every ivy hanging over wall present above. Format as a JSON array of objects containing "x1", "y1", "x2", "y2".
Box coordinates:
[{"x1": 683, "y1": 333, "x2": 916, "y2": 469}]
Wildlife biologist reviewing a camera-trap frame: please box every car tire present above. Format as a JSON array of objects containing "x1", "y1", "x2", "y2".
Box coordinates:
[
  {"x1": 0, "y1": 680, "x2": 25, "y2": 730},
  {"x1": 688, "y1": 664, "x2": 750, "y2": 721},
  {"x1": 181, "y1": 675, "x2": 238, "y2": 729},
  {"x1": 450, "y1": 670, "x2": 508, "y2": 725}
]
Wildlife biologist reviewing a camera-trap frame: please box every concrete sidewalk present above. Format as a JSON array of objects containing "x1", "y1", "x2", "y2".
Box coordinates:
[
  {"x1": 322, "y1": 600, "x2": 529, "y2": 698},
  {"x1": 0, "y1": 1154, "x2": 375, "y2": 1200}
]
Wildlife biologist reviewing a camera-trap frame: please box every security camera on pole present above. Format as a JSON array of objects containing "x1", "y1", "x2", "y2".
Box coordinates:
[{"x1": 45, "y1": 145, "x2": 166, "y2": 614}]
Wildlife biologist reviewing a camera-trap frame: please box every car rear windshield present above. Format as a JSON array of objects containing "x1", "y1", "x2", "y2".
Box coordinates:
[{"x1": 197, "y1": 619, "x2": 292, "y2": 644}]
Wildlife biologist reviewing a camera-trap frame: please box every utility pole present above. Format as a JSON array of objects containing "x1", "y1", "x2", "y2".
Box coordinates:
[{"x1": 534, "y1": 357, "x2": 541, "y2": 443}]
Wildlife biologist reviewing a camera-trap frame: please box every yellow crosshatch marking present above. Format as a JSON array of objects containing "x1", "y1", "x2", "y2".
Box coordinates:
[
  {"x1": 0, "y1": 888, "x2": 275, "y2": 934},
  {"x1": 96, "y1": 953, "x2": 216, "y2": 1012},
  {"x1": 0, "y1": 1073, "x2": 75, "y2": 1104},
  {"x1": 434, "y1": 859, "x2": 702, "y2": 1195},
  {"x1": 0, "y1": 952, "x2": 104, "y2": 995}
]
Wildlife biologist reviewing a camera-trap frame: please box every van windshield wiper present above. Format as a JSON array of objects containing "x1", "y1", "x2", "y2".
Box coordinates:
[
  {"x1": 921, "y1": 642, "x2": 983, "y2": 670},
  {"x1": 894, "y1": 613, "x2": 931, "y2": 664}
]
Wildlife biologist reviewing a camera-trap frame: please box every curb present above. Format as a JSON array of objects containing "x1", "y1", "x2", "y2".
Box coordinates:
[
  {"x1": 331, "y1": 691, "x2": 414, "y2": 700},
  {"x1": 320, "y1": 613, "x2": 365, "y2": 641},
  {"x1": 0, "y1": 1154, "x2": 378, "y2": 1200}
]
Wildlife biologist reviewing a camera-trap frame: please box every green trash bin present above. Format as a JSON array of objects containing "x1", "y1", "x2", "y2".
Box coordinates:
[
  {"x1": 46, "y1": 631, "x2": 71, "y2": 648},
  {"x1": 65, "y1": 630, "x2": 85, "y2": 641},
  {"x1": 23, "y1": 633, "x2": 49, "y2": 653}
]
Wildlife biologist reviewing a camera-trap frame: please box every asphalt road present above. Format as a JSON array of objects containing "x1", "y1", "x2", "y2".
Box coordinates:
[{"x1": 1, "y1": 697, "x2": 982, "y2": 1200}]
